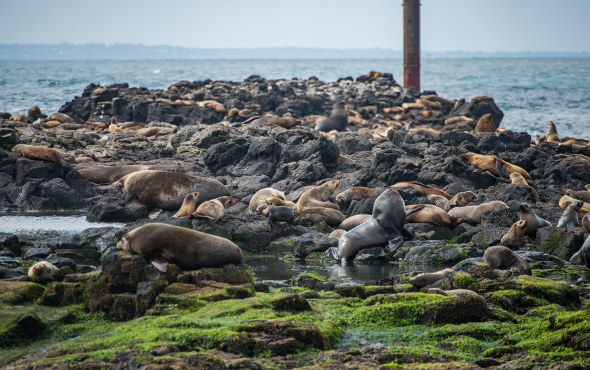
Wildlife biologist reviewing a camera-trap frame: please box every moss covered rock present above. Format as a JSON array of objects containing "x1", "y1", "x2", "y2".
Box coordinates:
[{"x1": 0, "y1": 281, "x2": 45, "y2": 304}]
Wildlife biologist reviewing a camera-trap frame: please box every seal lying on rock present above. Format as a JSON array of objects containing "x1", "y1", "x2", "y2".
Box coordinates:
[
  {"x1": 117, "y1": 222, "x2": 242, "y2": 272},
  {"x1": 113, "y1": 170, "x2": 229, "y2": 211},
  {"x1": 561, "y1": 189, "x2": 590, "y2": 203},
  {"x1": 248, "y1": 188, "x2": 293, "y2": 212},
  {"x1": 173, "y1": 192, "x2": 200, "y2": 218},
  {"x1": 314, "y1": 102, "x2": 348, "y2": 132},
  {"x1": 77, "y1": 164, "x2": 149, "y2": 183},
  {"x1": 296, "y1": 180, "x2": 341, "y2": 211},
  {"x1": 409, "y1": 268, "x2": 454, "y2": 288},
  {"x1": 405, "y1": 204, "x2": 463, "y2": 227},
  {"x1": 191, "y1": 196, "x2": 238, "y2": 223},
  {"x1": 500, "y1": 220, "x2": 527, "y2": 250},
  {"x1": 558, "y1": 195, "x2": 590, "y2": 216},
  {"x1": 392, "y1": 181, "x2": 452, "y2": 200},
  {"x1": 460, "y1": 152, "x2": 531, "y2": 180},
  {"x1": 256, "y1": 204, "x2": 295, "y2": 223},
  {"x1": 483, "y1": 245, "x2": 532, "y2": 275},
  {"x1": 28, "y1": 261, "x2": 59, "y2": 277},
  {"x1": 427, "y1": 191, "x2": 478, "y2": 211},
  {"x1": 557, "y1": 201, "x2": 583, "y2": 230},
  {"x1": 519, "y1": 203, "x2": 552, "y2": 238},
  {"x1": 12, "y1": 144, "x2": 61, "y2": 164},
  {"x1": 448, "y1": 201, "x2": 509, "y2": 225},
  {"x1": 570, "y1": 235, "x2": 590, "y2": 268},
  {"x1": 336, "y1": 188, "x2": 414, "y2": 263},
  {"x1": 335, "y1": 186, "x2": 374, "y2": 204},
  {"x1": 339, "y1": 214, "x2": 371, "y2": 231}
]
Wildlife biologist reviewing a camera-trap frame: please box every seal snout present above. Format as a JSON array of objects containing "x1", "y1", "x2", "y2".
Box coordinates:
[{"x1": 519, "y1": 203, "x2": 530, "y2": 212}]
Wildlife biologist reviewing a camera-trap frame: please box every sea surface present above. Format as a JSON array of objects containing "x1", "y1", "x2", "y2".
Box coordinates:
[{"x1": 0, "y1": 58, "x2": 589, "y2": 139}]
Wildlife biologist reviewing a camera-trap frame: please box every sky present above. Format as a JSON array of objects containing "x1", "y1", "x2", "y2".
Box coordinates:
[{"x1": 1, "y1": 0, "x2": 589, "y2": 52}]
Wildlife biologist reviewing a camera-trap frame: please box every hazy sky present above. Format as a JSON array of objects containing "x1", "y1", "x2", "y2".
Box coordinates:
[{"x1": 1, "y1": 0, "x2": 589, "y2": 52}]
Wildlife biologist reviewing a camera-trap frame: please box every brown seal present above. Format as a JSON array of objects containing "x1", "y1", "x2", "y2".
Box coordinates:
[
  {"x1": 558, "y1": 195, "x2": 590, "y2": 215},
  {"x1": 562, "y1": 189, "x2": 590, "y2": 203},
  {"x1": 117, "y1": 222, "x2": 242, "y2": 272},
  {"x1": 113, "y1": 170, "x2": 229, "y2": 210},
  {"x1": 460, "y1": 152, "x2": 531, "y2": 180},
  {"x1": 13, "y1": 145, "x2": 61, "y2": 164},
  {"x1": 265, "y1": 195, "x2": 296, "y2": 209},
  {"x1": 242, "y1": 114, "x2": 300, "y2": 129},
  {"x1": 405, "y1": 204, "x2": 463, "y2": 227},
  {"x1": 570, "y1": 235, "x2": 590, "y2": 268},
  {"x1": 543, "y1": 121, "x2": 560, "y2": 143},
  {"x1": 556, "y1": 201, "x2": 583, "y2": 230},
  {"x1": 483, "y1": 245, "x2": 531, "y2": 275},
  {"x1": 409, "y1": 268, "x2": 454, "y2": 288},
  {"x1": 391, "y1": 181, "x2": 452, "y2": 200},
  {"x1": 474, "y1": 113, "x2": 497, "y2": 132},
  {"x1": 338, "y1": 214, "x2": 372, "y2": 231},
  {"x1": 510, "y1": 173, "x2": 539, "y2": 202},
  {"x1": 448, "y1": 201, "x2": 509, "y2": 225},
  {"x1": 296, "y1": 180, "x2": 341, "y2": 211},
  {"x1": 335, "y1": 186, "x2": 374, "y2": 204},
  {"x1": 28, "y1": 261, "x2": 59, "y2": 277},
  {"x1": 77, "y1": 164, "x2": 149, "y2": 183},
  {"x1": 428, "y1": 191, "x2": 478, "y2": 211},
  {"x1": 249, "y1": 188, "x2": 290, "y2": 212},
  {"x1": 519, "y1": 203, "x2": 552, "y2": 238},
  {"x1": 500, "y1": 220, "x2": 528, "y2": 250},
  {"x1": 173, "y1": 192, "x2": 200, "y2": 218},
  {"x1": 428, "y1": 288, "x2": 479, "y2": 296},
  {"x1": 583, "y1": 213, "x2": 590, "y2": 233},
  {"x1": 299, "y1": 207, "x2": 346, "y2": 226},
  {"x1": 191, "y1": 196, "x2": 238, "y2": 223},
  {"x1": 329, "y1": 229, "x2": 347, "y2": 240}
]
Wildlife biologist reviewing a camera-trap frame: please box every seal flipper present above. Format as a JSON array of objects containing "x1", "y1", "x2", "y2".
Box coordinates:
[
  {"x1": 384, "y1": 227, "x2": 404, "y2": 259},
  {"x1": 401, "y1": 226, "x2": 414, "y2": 241},
  {"x1": 495, "y1": 159, "x2": 505, "y2": 178},
  {"x1": 151, "y1": 259, "x2": 169, "y2": 272}
]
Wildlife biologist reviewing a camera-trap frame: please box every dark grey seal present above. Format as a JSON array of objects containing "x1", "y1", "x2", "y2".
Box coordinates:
[{"x1": 314, "y1": 102, "x2": 348, "y2": 132}]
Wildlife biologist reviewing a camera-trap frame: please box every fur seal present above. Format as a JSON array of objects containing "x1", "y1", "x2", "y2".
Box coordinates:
[
  {"x1": 13, "y1": 145, "x2": 61, "y2": 164},
  {"x1": 556, "y1": 201, "x2": 583, "y2": 230},
  {"x1": 117, "y1": 222, "x2": 242, "y2": 272},
  {"x1": 173, "y1": 192, "x2": 200, "y2": 218},
  {"x1": 299, "y1": 207, "x2": 345, "y2": 226},
  {"x1": 448, "y1": 201, "x2": 509, "y2": 225},
  {"x1": 391, "y1": 181, "x2": 453, "y2": 200},
  {"x1": 296, "y1": 180, "x2": 341, "y2": 211},
  {"x1": 314, "y1": 102, "x2": 348, "y2": 132},
  {"x1": 335, "y1": 186, "x2": 374, "y2": 204},
  {"x1": 191, "y1": 196, "x2": 238, "y2": 223},
  {"x1": 510, "y1": 173, "x2": 539, "y2": 202},
  {"x1": 427, "y1": 191, "x2": 478, "y2": 211},
  {"x1": 337, "y1": 188, "x2": 413, "y2": 262},
  {"x1": 562, "y1": 189, "x2": 590, "y2": 203},
  {"x1": 409, "y1": 268, "x2": 454, "y2": 288},
  {"x1": 28, "y1": 261, "x2": 59, "y2": 277},
  {"x1": 474, "y1": 113, "x2": 497, "y2": 132},
  {"x1": 558, "y1": 195, "x2": 590, "y2": 215},
  {"x1": 519, "y1": 203, "x2": 552, "y2": 238},
  {"x1": 339, "y1": 214, "x2": 372, "y2": 231},
  {"x1": 500, "y1": 220, "x2": 528, "y2": 250},
  {"x1": 570, "y1": 235, "x2": 590, "y2": 268},
  {"x1": 483, "y1": 245, "x2": 531, "y2": 275},
  {"x1": 113, "y1": 170, "x2": 229, "y2": 211},
  {"x1": 460, "y1": 152, "x2": 531, "y2": 180},
  {"x1": 329, "y1": 229, "x2": 347, "y2": 240},
  {"x1": 405, "y1": 204, "x2": 463, "y2": 227},
  {"x1": 544, "y1": 121, "x2": 560, "y2": 143},
  {"x1": 583, "y1": 213, "x2": 590, "y2": 233},
  {"x1": 242, "y1": 115, "x2": 300, "y2": 129},
  {"x1": 77, "y1": 164, "x2": 149, "y2": 184},
  {"x1": 266, "y1": 205, "x2": 295, "y2": 223},
  {"x1": 428, "y1": 288, "x2": 479, "y2": 296},
  {"x1": 249, "y1": 188, "x2": 290, "y2": 212}
]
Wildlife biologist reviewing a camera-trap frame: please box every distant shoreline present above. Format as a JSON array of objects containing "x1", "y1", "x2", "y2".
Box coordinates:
[{"x1": 1, "y1": 43, "x2": 589, "y2": 61}]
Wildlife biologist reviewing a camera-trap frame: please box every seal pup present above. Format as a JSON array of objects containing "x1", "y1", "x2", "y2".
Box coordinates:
[
  {"x1": 460, "y1": 152, "x2": 531, "y2": 180},
  {"x1": 448, "y1": 201, "x2": 509, "y2": 225},
  {"x1": 409, "y1": 268, "x2": 454, "y2": 288},
  {"x1": 191, "y1": 196, "x2": 238, "y2": 223},
  {"x1": 77, "y1": 164, "x2": 149, "y2": 184},
  {"x1": 335, "y1": 186, "x2": 374, "y2": 204},
  {"x1": 583, "y1": 213, "x2": 590, "y2": 233},
  {"x1": 500, "y1": 220, "x2": 528, "y2": 250},
  {"x1": 314, "y1": 102, "x2": 348, "y2": 132},
  {"x1": 113, "y1": 170, "x2": 229, "y2": 211},
  {"x1": 337, "y1": 188, "x2": 414, "y2": 262},
  {"x1": 483, "y1": 245, "x2": 532, "y2": 275},
  {"x1": 339, "y1": 214, "x2": 372, "y2": 231},
  {"x1": 117, "y1": 222, "x2": 242, "y2": 272},
  {"x1": 405, "y1": 204, "x2": 463, "y2": 227},
  {"x1": 28, "y1": 261, "x2": 59, "y2": 277},
  {"x1": 556, "y1": 201, "x2": 583, "y2": 230},
  {"x1": 296, "y1": 180, "x2": 341, "y2": 211},
  {"x1": 474, "y1": 113, "x2": 497, "y2": 133},
  {"x1": 391, "y1": 181, "x2": 453, "y2": 200},
  {"x1": 329, "y1": 229, "x2": 347, "y2": 240},
  {"x1": 427, "y1": 191, "x2": 478, "y2": 211},
  {"x1": 266, "y1": 205, "x2": 295, "y2": 224},
  {"x1": 510, "y1": 173, "x2": 539, "y2": 203},
  {"x1": 562, "y1": 189, "x2": 590, "y2": 203},
  {"x1": 558, "y1": 195, "x2": 590, "y2": 215},
  {"x1": 570, "y1": 235, "x2": 590, "y2": 268},
  {"x1": 249, "y1": 188, "x2": 291, "y2": 212},
  {"x1": 173, "y1": 192, "x2": 200, "y2": 218},
  {"x1": 519, "y1": 203, "x2": 552, "y2": 238}
]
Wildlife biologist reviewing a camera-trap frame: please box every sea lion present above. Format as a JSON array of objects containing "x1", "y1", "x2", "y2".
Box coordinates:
[
  {"x1": 47, "y1": 112, "x2": 73, "y2": 123},
  {"x1": 448, "y1": 201, "x2": 509, "y2": 225},
  {"x1": 405, "y1": 204, "x2": 463, "y2": 227},
  {"x1": 28, "y1": 261, "x2": 59, "y2": 277},
  {"x1": 77, "y1": 164, "x2": 149, "y2": 183},
  {"x1": 299, "y1": 207, "x2": 346, "y2": 226},
  {"x1": 249, "y1": 188, "x2": 290, "y2": 212},
  {"x1": 314, "y1": 102, "x2": 348, "y2": 132},
  {"x1": 265, "y1": 195, "x2": 296, "y2": 209},
  {"x1": 255, "y1": 204, "x2": 269, "y2": 216},
  {"x1": 337, "y1": 188, "x2": 413, "y2": 262},
  {"x1": 335, "y1": 186, "x2": 374, "y2": 204},
  {"x1": 113, "y1": 170, "x2": 229, "y2": 211},
  {"x1": 391, "y1": 181, "x2": 453, "y2": 200},
  {"x1": 583, "y1": 213, "x2": 590, "y2": 233},
  {"x1": 173, "y1": 192, "x2": 200, "y2": 218},
  {"x1": 266, "y1": 205, "x2": 295, "y2": 223},
  {"x1": 13, "y1": 145, "x2": 61, "y2": 164},
  {"x1": 510, "y1": 173, "x2": 539, "y2": 202},
  {"x1": 562, "y1": 189, "x2": 590, "y2": 203},
  {"x1": 27, "y1": 106, "x2": 43, "y2": 121},
  {"x1": 428, "y1": 288, "x2": 479, "y2": 296},
  {"x1": 409, "y1": 268, "x2": 454, "y2": 288},
  {"x1": 556, "y1": 201, "x2": 583, "y2": 230},
  {"x1": 296, "y1": 180, "x2": 340, "y2": 211},
  {"x1": 544, "y1": 121, "x2": 560, "y2": 143},
  {"x1": 243, "y1": 115, "x2": 300, "y2": 129},
  {"x1": 483, "y1": 245, "x2": 531, "y2": 275},
  {"x1": 329, "y1": 229, "x2": 347, "y2": 240},
  {"x1": 427, "y1": 192, "x2": 478, "y2": 211},
  {"x1": 118, "y1": 223, "x2": 242, "y2": 272},
  {"x1": 10, "y1": 113, "x2": 29, "y2": 123},
  {"x1": 460, "y1": 152, "x2": 531, "y2": 180},
  {"x1": 570, "y1": 235, "x2": 590, "y2": 268},
  {"x1": 519, "y1": 203, "x2": 552, "y2": 238},
  {"x1": 339, "y1": 214, "x2": 372, "y2": 231},
  {"x1": 558, "y1": 195, "x2": 590, "y2": 214},
  {"x1": 191, "y1": 196, "x2": 238, "y2": 223},
  {"x1": 500, "y1": 220, "x2": 528, "y2": 250},
  {"x1": 474, "y1": 113, "x2": 497, "y2": 132}
]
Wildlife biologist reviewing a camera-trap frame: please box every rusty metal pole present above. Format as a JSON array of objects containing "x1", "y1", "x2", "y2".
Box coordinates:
[{"x1": 403, "y1": 0, "x2": 420, "y2": 91}]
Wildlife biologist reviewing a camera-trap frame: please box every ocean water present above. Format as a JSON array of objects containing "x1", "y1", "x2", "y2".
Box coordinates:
[{"x1": 0, "y1": 58, "x2": 589, "y2": 139}]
